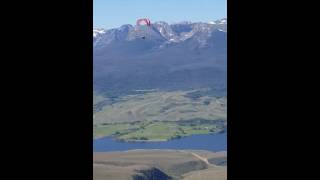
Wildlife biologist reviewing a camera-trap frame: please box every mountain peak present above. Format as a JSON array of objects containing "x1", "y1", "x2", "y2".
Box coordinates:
[
  {"x1": 214, "y1": 18, "x2": 227, "y2": 24},
  {"x1": 171, "y1": 21, "x2": 193, "y2": 25},
  {"x1": 93, "y1": 20, "x2": 227, "y2": 97},
  {"x1": 119, "y1": 24, "x2": 134, "y2": 30},
  {"x1": 93, "y1": 20, "x2": 227, "y2": 48},
  {"x1": 93, "y1": 28, "x2": 106, "y2": 37}
]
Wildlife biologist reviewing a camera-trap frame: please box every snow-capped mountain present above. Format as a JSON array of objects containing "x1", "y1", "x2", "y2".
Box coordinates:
[
  {"x1": 93, "y1": 28, "x2": 106, "y2": 40},
  {"x1": 93, "y1": 28, "x2": 105, "y2": 37},
  {"x1": 152, "y1": 21, "x2": 177, "y2": 41},
  {"x1": 93, "y1": 18, "x2": 227, "y2": 97},
  {"x1": 208, "y1": 18, "x2": 227, "y2": 25},
  {"x1": 93, "y1": 18, "x2": 227, "y2": 47}
]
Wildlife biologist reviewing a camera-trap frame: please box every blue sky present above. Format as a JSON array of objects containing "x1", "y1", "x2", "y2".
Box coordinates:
[{"x1": 94, "y1": 0, "x2": 227, "y2": 29}]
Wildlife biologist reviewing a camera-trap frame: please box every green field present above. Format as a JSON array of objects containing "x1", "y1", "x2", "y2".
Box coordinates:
[
  {"x1": 93, "y1": 90, "x2": 227, "y2": 141},
  {"x1": 93, "y1": 120, "x2": 224, "y2": 141},
  {"x1": 94, "y1": 123, "x2": 140, "y2": 138}
]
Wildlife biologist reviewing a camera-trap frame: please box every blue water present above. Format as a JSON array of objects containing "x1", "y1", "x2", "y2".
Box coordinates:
[{"x1": 93, "y1": 131, "x2": 227, "y2": 152}]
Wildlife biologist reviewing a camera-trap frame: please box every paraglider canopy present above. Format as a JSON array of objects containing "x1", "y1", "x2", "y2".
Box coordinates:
[
  {"x1": 135, "y1": 18, "x2": 151, "y2": 39},
  {"x1": 136, "y1": 18, "x2": 151, "y2": 26}
]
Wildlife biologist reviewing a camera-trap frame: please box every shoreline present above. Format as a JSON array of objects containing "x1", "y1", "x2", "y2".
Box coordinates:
[
  {"x1": 94, "y1": 149, "x2": 227, "y2": 154},
  {"x1": 94, "y1": 130, "x2": 225, "y2": 142},
  {"x1": 94, "y1": 135, "x2": 170, "y2": 142}
]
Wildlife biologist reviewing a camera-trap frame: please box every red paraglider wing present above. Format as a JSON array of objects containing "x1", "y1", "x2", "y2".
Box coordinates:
[
  {"x1": 135, "y1": 18, "x2": 151, "y2": 39},
  {"x1": 136, "y1": 18, "x2": 151, "y2": 26}
]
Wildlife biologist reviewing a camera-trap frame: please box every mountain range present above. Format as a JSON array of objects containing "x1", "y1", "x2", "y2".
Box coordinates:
[{"x1": 93, "y1": 18, "x2": 227, "y2": 97}]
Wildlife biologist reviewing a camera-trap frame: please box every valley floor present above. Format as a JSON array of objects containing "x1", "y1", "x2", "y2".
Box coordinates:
[
  {"x1": 94, "y1": 120, "x2": 225, "y2": 142},
  {"x1": 93, "y1": 90, "x2": 227, "y2": 141}
]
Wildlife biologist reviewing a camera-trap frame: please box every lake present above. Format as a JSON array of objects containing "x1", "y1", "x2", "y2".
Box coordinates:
[{"x1": 93, "y1": 131, "x2": 227, "y2": 152}]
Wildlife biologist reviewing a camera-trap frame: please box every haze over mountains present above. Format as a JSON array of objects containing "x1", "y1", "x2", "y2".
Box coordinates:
[{"x1": 93, "y1": 18, "x2": 227, "y2": 97}]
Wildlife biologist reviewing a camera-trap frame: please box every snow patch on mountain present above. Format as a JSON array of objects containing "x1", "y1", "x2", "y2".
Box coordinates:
[
  {"x1": 93, "y1": 18, "x2": 227, "y2": 48},
  {"x1": 93, "y1": 29, "x2": 106, "y2": 37}
]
